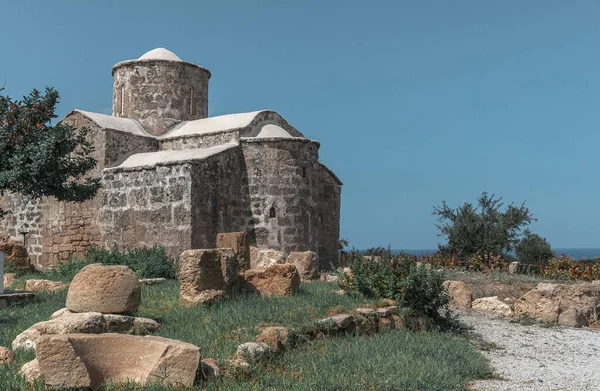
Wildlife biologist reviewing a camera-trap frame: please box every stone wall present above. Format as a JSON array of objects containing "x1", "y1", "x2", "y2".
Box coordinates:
[
  {"x1": 0, "y1": 113, "x2": 106, "y2": 269},
  {"x1": 241, "y1": 138, "x2": 320, "y2": 256},
  {"x1": 190, "y1": 146, "x2": 251, "y2": 248},
  {"x1": 160, "y1": 130, "x2": 240, "y2": 151},
  {"x1": 317, "y1": 164, "x2": 342, "y2": 269},
  {"x1": 112, "y1": 60, "x2": 210, "y2": 135},
  {"x1": 104, "y1": 130, "x2": 158, "y2": 167},
  {"x1": 100, "y1": 164, "x2": 193, "y2": 258}
]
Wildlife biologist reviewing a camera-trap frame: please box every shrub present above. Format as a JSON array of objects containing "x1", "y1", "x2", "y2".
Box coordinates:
[
  {"x1": 51, "y1": 256, "x2": 91, "y2": 281},
  {"x1": 344, "y1": 252, "x2": 456, "y2": 331},
  {"x1": 51, "y1": 244, "x2": 177, "y2": 280},
  {"x1": 343, "y1": 251, "x2": 411, "y2": 300},
  {"x1": 468, "y1": 253, "x2": 502, "y2": 272},
  {"x1": 516, "y1": 232, "x2": 553, "y2": 266},
  {"x1": 542, "y1": 254, "x2": 596, "y2": 281},
  {"x1": 400, "y1": 265, "x2": 457, "y2": 331}
]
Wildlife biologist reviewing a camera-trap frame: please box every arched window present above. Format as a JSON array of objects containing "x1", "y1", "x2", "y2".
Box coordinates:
[
  {"x1": 302, "y1": 167, "x2": 306, "y2": 178},
  {"x1": 269, "y1": 206, "x2": 276, "y2": 218}
]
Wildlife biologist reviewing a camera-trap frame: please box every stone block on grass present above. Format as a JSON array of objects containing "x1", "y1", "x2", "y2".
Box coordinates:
[
  {"x1": 217, "y1": 232, "x2": 250, "y2": 271},
  {"x1": 241, "y1": 263, "x2": 300, "y2": 297},
  {"x1": 179, "y1": 248, "x2": 240, "y2": 305}
]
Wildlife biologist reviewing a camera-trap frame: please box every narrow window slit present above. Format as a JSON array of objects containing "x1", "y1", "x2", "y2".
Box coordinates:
[
  {"x1": 189, "y1": 86, "x2": 194, "y2": 115},
  {"x1": 120, "y1": 85, "x2": 126, "y2": 115}
]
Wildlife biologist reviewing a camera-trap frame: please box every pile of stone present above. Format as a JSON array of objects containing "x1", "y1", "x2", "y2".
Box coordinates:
[
  {"x1": 443, "y1": 279, "x2": 600, "y2": 327},
  {"x1": 514, "y1": 282, "x2": 600, "y2": 327},
  {"x1": 11, "y1": 262, "x2": 226, "y2": 388},
  {"x1": 13, "y1": 263, "x2": 206, "y2": 388},
  {"x1": 13, "y1": 264, "x2": 160, "y2": 351},
  {"x1": 179, "y1": 232, "x2": 320, "y2": 305}
]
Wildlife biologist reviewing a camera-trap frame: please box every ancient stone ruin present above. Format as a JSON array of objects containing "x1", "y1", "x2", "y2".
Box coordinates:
[
  {"x1": 0, "y1": 48, "x2": 342, "y2": 271},
  {"x1": 178, "y1": 233, "x2": 310, "y2": 305}
]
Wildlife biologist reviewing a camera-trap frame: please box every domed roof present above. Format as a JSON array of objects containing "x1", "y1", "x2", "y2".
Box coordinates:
[
  {"x1": 255, "y1": 124, "x2": 293, "y2": 138},
  {"x1": 138, "y1": 48, "x2": 182, "y2": 61}
]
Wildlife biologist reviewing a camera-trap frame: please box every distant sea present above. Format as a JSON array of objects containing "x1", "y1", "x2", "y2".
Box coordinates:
[{"x1": 393, "y1": 248, "x2": 600, "y2": 261}]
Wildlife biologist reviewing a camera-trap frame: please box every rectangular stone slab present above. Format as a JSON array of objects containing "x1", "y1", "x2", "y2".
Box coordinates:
[{"x1": 35, "y1": 333, "x2": 200, "y2": 388}]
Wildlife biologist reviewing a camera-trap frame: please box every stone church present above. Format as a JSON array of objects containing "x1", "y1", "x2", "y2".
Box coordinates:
[{"x1": 1, "y1": 48, "x2": 342, "y2": 271}]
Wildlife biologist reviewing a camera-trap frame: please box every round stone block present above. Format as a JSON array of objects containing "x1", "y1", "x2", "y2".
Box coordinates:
[{"x1": 66, "y1": 264, "x2": 141, "y2": 314}]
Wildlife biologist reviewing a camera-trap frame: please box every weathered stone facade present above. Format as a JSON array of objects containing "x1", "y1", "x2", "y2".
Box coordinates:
[
  {"x1": 1, "y1": 48, "x2": 342, "y2": 270},
  {"x1": 112, "y1": 48, "x2": 211, "y2": 135}
]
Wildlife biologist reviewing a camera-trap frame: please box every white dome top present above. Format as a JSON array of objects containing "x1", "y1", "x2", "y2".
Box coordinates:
[
  {"x1": 256, "y1": 124, "x2": 292, "y2": 138},
  {"x1": 138, "y1": 48, "x2": 182, "y2": 61}
]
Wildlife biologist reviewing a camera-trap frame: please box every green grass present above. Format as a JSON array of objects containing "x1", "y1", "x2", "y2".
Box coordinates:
[{"x1": 0, "y1": 281, "x2": 492, "y2": 390}]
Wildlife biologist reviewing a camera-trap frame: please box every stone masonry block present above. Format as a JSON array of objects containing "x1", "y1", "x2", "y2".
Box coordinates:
[
  {"x1": 178, "y1": 249, "x2": 240, "y2": 306},
  {"x1": 216, "y1": 232, "x2": 250, "y2": 271}
]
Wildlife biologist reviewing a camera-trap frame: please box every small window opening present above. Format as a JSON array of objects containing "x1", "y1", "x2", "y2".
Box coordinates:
[
  {"x1": 302, "y1": 167, "x2": 306, "y2": 178},
  {"x1": 319, "y1": 213, "x2": 323, "y2": 223},
  {"x1": 269, "y1": 206, "x2": 276, "y2": 218},
  {"x1": 120, "y1": 85, "x2": 126, "y2": 115},
  {"x1": 189, "y1": 86, "x2": 194, "y2": 116}
]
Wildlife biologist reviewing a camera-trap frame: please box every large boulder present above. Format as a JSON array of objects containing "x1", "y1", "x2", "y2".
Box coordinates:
[
  {"x1": 12, "y1": 311, "x2": 160, "y2": 351},
  {"x1": 249, "y1": 247, "x2": 285, "y2": 269},
  {"x1": 472, "y1": 296, "x2": 514, "y2": 317},
  {"x1": 443, "y1": 280, "x2": 473, "y2": 308},
  {"x1": 25, "y1": 279, "x2": 69, "y2": 293},
  {"x1": 217, "y1": 232, "x2": 250, "y2": 271},
  {"x1": 287, "y1": 251, "x2": 319, "y2": 280},
  {"x1": 178, "y1": 248, "x2": 240, "y2": 305},
  {"x1": 514, "y1": 283, "x2": 600, "y2": 327},
  {"x1": 242, "y1": 264, "x2": 300, "y2": 297},
  {"x1": 1, "y1": 239, "x2": 31, "y2": 273},
  {"x1": 67, "y1": 264, "x2": 141, "y2": 314},
  {"x1": 32, "y1": 333, "x2": 200, "y2": 388}
]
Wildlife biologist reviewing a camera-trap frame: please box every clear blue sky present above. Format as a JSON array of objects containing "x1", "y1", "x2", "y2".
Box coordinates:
[{"x1": 2, "y1": 1, "x2": 600, "y2": 250}]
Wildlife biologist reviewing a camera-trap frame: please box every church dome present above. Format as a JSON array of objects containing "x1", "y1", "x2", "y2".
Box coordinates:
[
  {"x1": 138, "y1": 48, "x2": 182, "y2": 61},
  {"x1": 255, "y1": 124, "x2": 293, "y2": 138}
]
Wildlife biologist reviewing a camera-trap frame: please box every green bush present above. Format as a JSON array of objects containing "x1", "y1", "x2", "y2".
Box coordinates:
[
  {"x1": 343, "y1": 251, "x2": 411, "y2": 300},
  {"x1": 516, "y1": 232, "x2": 553, "y2": 266},
  {"x1": 51, "y1": 244, "x2": 177, "y2": 281},
  {"x1": 344, "y1": 252, "x2": 455, "y2": 331},
  {"x1": 400, "y1": 265, "x2": 456, "y2": 331},
  {"x1": 51, "y1": 256, "x2": 91, "y2": 281}
]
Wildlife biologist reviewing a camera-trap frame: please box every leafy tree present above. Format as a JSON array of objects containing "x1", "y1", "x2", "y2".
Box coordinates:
[
  {"x1": 0, "y1": 87, "x2": 100, "y2": 216},
  {"x1": 433, "y1": 192, "x2": 535, "y2": 260},
  {"x1": 515, "y1": 231, "x2": 553, "y2": 265}
]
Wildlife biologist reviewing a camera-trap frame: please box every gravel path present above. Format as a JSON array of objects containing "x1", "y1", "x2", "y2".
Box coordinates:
[{"x1": 462, "y1": 310, "x2": 600, "y2": 391}]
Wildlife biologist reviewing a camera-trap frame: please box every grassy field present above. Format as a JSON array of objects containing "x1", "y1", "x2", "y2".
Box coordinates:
[{"x1": 0, "y1": 279, "x2": 492, "y2": 390}]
